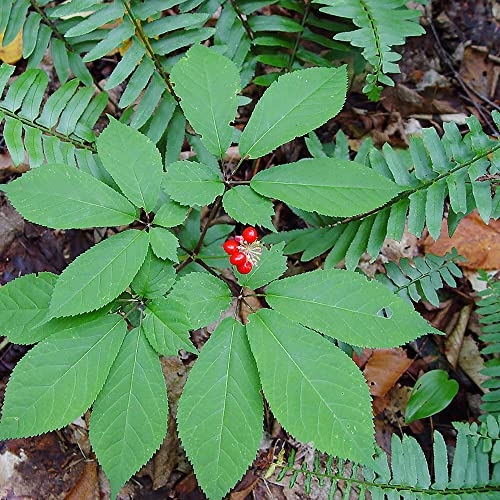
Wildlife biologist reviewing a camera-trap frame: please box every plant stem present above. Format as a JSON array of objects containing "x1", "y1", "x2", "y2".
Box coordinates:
[
  {"x1": 0, "y1": 105, "x2": 96, "y2": 152},
  {"x1": 120, "y1": 0, "x2": 177, "y2": 99},
  {"x1": 228, "y1": 0, "x2": 254, "y2": 41},
  {"x1": 29, "y1": 0, "x2": 120, "y2": 110},
  {"x1": 285, "y1": 0, "x2": 312, "y2": 73}
]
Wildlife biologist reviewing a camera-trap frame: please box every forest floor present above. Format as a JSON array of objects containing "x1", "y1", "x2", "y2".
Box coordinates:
[{"x1": 0, "y1": 0, "x2": 499, "y2": 498}]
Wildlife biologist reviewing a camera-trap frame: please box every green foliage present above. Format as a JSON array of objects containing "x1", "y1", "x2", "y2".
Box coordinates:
[
  {"x1": 177, "y1": 318, "x2": 263, "y2": 500},
  {"x1": 171, "y1": 44, "x2": 240, "y2": 159},
  {"x1": 0, "y1": 314, "x2": 127, "y2": 438},
  {"x1": 250, "y1": 158, "x2": 401, "y2": 217},
  {"x1": 246, "y1": 308, "x2": 375, "y2": 465},
  {"x1": 169, "y1": 272, "x2": 232, "y2": 329},
  {"x1": 405, "y1": 370, "x2": 459, "y2": 423},
  {"x1": 142, "y1": 297, "x2": 196, "y2": 356},
  {"x1": 477, "y1": 272, "x2": 500, "y2": 420},
  {"x1": 377, "y1": 249, "x2": 465, "y2": 306},
  {"x1": 222, "y1": 186, "x2": 275, "y2": 230},
  {"x1": 315, "y1": 0, "x2": 425, "y2": 100},
  {"x1": 0, "y1": 272, "x2": 58, "y2": 344},
  {"x1": 0, "y1": 12, "x2": 496, "y2": 497},
  {"x1": 163, "y1": 161, "x2": 225, "y2": 206},
  {"x1": 4, "y1": 163, "x2": 136, "y2": 229},
  {"x1": 265, "y1": 269, "x2": 440, "y2": 348},
  {"x1": 89, "y1": 328, "x2": 169, "y2": 499},
  {"x1": 96, "y1": 118, "x2": 163, "y2": 213},
  {"x1": 49, "y1": 230, "x2": 149, "y2": 318},
  {"x1": 131, "y1": 249, "x2": 176, "y2": 299},
  {"x1": 235, "y1": 243, "x2": 287, "y2": 289},
  {"x1": 0, "y1": 64, "x2": 106, "y2": 169},
  {"x1": 272, "y1": 417, "x2": 500, "y2": 497},
  {"x1": 239, "y1": 66, "x2": 347, "y2": 158},
  {"x1": 268, "y1": 114, "x2": 499, "y2": 270}
]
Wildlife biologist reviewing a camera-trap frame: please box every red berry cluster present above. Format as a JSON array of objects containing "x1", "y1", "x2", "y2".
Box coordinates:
[{"x1": 223, "y1": 227, "x2": 262, "y2": 274}]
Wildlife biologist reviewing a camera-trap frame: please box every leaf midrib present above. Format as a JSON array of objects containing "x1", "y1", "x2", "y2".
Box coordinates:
[
  {"x1": 50, "y1": 231, "x2": 145, "y2": 316},
  {"x1": 243, "y1": 74, "x2": 335, "y2": 158},
  {"x1": 23, "y1": 187, "x2": 136, "y2": 220},
  {"x1": 19, "y1": 318, "x2": 121, "y2": 419},
  {"x1": 254, "y1": 312, "x2": 372, "y2": 460},
  {"x1": 252, "y1": 179, "x2": 397, "y2": 191},
  {"x1": 266, "y1": 293, "x2": 396, "y2": 321}
]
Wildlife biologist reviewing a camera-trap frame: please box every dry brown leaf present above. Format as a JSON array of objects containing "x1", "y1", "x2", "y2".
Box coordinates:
[
  {"x1": 458, "y1": 334, "x2": 489, "y2": 393},
  {"x1": 65, "y1": 462, "x2": 99, "y2": 500},
  {"x1": 363, "y1": 349, "x2": 413, "y2": 397},
  {"x1": 444, "y1": 304, "x2": 472, "y2": 369},
  {"x1": 0, "y1": 29, "x2": 23, "y2": 64},
  {"x1": 424, "y1": 211, "x2": 500, "y2": 270}
]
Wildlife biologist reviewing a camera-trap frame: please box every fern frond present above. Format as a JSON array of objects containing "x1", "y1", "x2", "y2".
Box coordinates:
[
  {"x1": 0, "y1": 64, "x2": 114, "y2": 183},
  {"x1": 271, "y1": 417, "x2": 500, "y2": 497},
  {"x1": 1, "y1": 0, "x2": 94, "y2": 86},
  {"x1": 266, "y1": 114, "x2": 499, "y2": 270},
  {"x1": 314, "y1": 0, "x2": 425, "y2": 100},
  {"x1": 478, "y1": 271, "x2": 500, "y2": 420},
  {"x1": 376, "y1": 249, "x2": 465, "y2": 306}
]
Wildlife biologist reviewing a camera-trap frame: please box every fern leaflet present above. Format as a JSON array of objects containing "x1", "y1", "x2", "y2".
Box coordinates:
[{"x1": 478, "y1": 271, "x2": 500, "y2": 421}]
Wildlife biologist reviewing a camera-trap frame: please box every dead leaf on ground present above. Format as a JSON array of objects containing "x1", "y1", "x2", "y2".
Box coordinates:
[
  {"x1": 458, "y1": 334, "x2": 489, "y2": 393},
  {"x1": 149, "y1": 357, "x2": 192, "y2": 490},
  {"x1": 424, "y1": 211, "x2": 500, "y2": 270},
  {"x1": 0, "y1": 29, "x2": 22, "y2": 64},
  {"x1": 363, "y1": 349, "x2": 413, "y2": 397},
  {"x1": 444, "y1": 304, "x2": 473, "y2": 369},
  {"x1": 65, "y1": 461, "x2": 99, "y2": 500}
]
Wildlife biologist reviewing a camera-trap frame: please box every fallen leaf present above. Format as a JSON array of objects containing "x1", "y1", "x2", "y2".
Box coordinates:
[
  {"x1": 444, "y1": 304, "x2": 473, "y2": 369},
  {"x1": 458, "y1": 334, "x2": 489, "y2": 393},
  {"x1": 0, "y1": 29, "x2": 23, "y2": 64},
  {"x1": 424, "y1": 211, "x2": 500, "y2": 270},
  {"x1": 363, "y1": 349, "x2": 413, "y2": 397},
  {"x1": 65, "y1": 462, "x2": 99, "y2": 500}
]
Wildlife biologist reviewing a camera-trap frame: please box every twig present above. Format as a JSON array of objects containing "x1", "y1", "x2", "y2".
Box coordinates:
[
  {"x1": 425, "y1": 8, "x2": 499, "y2": 133},
  {"x1": 229, "y1": 0, "x2": 254, "y2": 41},
  {"x1": 285, "y1": 0, "x2": 312, "y2": 73}
]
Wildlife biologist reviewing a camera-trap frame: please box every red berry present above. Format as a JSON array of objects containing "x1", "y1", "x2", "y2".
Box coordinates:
[
  {"x1": 242, "y1": 227, "x2": 257, "y2": 243},
  {"x1": 237, "y1": 261, "x2": 253, "y2": 274},
  {"x1": 223, "y1": 240, "x2": 238, "y2": 254},
  {"x1": 230, "y1": 252, "x2": 247, "y2": 266}
]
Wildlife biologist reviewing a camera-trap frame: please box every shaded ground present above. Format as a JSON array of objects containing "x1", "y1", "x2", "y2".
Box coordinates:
[{"x1": 1, "y1": 0, "x2": 499, "y2": 498}]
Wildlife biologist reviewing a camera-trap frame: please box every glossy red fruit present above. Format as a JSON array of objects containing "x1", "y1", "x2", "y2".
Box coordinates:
[
  {"x1": 230, "y1": 252, "x2": 247, "y2": 266},
  {"x1": 237, "y1": 261, "x2": 253, "y2": 274},
  {"x1": 223, "y1": 240, "x2": 238, "y2": 254},
  {"x1": 242, "y1": 226, "x2": 257, "y2": 243}
]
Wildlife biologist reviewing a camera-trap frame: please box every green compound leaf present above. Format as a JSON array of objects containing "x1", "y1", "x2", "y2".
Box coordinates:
[
  {"x1": 246, "y1": 309, "x2": 375, "y2": 465},
  {"x1": 250, "y1": 158, "x2": 402, "y2": 217},
  {"x1": 89, "y1": 328, "x2": 168, "y2": 499},
  {"x1": 149, "y1": 227, "x2": 180, "y2": 263},
  {"x1": 142, "y1": 296, "x2": 196, "y2": 356},
  {"x1": 169, "y1": 273, "x2": 232, "y2": 329},
  {"x1": 162, "y1": 161, "x2": 224, "y2": 207},
  {"x1": 131, "y1": 249, "x2": 175, "y2": 299},
  {"x1": 236, "y1": 243, "x2": 287, "y2": 290},
  {"x1": 223, "y1": 186, "x2": 275, "y2": 230},
  {"x1": 171, "y1": 44, "x2": 240, "y2": 159},
  {"x1": 239, "y1": 66, "x2": 347, "y2": 159},
  {"x1": 178, "y1": 318, "x2": 263, "y2": 500},
  {"x1": 0, "y1": 314, "x2": 126, "y2": 439},
  {"x1": 405, "y1": 370, "x2": 459, "y2": 424},
  {"x1": 49, "y1": 230, "x2": 149, "y2": 318},
  {"x1": 154, "y1": 195, "x2": 189, "y2": 228},
  {"x1": 0, "y1": 272, "x2": 57, "y2": 344},
  {"x1": 4, "y1": 163, "x2": 136, "y2": 229},
  {"x1": 96, "y1": 118, "x2": 163, "y2": 212},
  {"x1": 266, "y1": 269, "x2": 441, "y2": 348}
]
